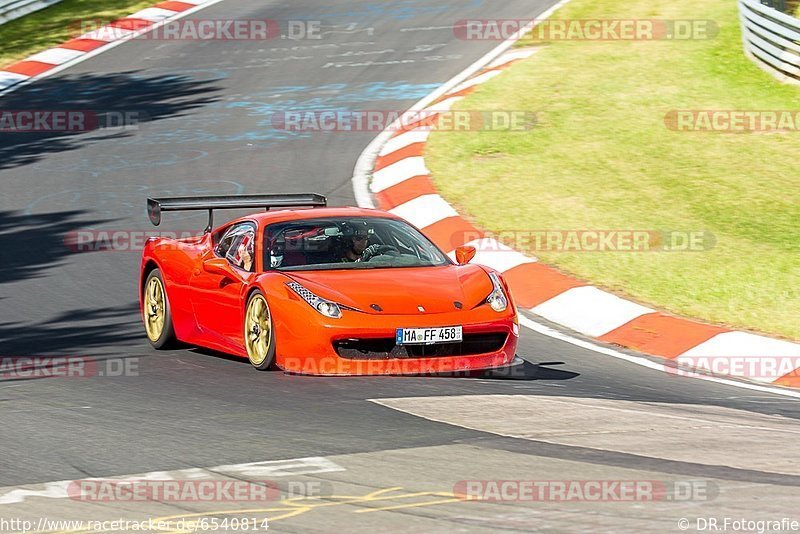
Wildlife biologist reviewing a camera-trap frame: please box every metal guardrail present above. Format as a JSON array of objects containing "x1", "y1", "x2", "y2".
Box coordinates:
[
  {"x1": 739, "y1": 0, "x2": 800, "y2": 82},
  {"x1": 760, "y1": 0, "x2": 787, "y2": 12},
  {"x1": 0, "y1": 0, "x2": 62, "y2": 25}
]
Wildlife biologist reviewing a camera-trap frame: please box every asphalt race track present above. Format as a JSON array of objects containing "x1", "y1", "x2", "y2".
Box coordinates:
[{"x1": 1, "y1": 1, "x2": 799, "y2": 532}]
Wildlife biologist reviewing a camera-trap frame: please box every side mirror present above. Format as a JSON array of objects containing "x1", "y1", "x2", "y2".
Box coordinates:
[
  {"x1": 203, "y1": 257, "x2": 235, "y2": 277},
  {"x1": 454, "y1": 245, "x2": 477, "y2": 265}
]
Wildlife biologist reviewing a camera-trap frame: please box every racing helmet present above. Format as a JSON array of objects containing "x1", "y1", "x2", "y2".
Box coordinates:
[
  {"x1": 340, "y1": 220, "x2": 370, "y2": 239},
  {"x1": 269, "y1": 235, "x2": 286, "y2": 268}
]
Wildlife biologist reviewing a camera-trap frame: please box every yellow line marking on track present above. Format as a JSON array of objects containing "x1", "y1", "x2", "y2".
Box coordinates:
[
  {"x1": 354, "y1": 497, "x2": 464, "y2": 513},
  {"x1": 48, "y1": 487, "x2": 469, "y2": 533}
]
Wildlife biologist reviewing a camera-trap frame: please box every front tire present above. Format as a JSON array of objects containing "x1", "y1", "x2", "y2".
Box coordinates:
[
  {"x1": 244, "y1": 290, "x2": 276, "y2": 370},
  {"x1": 143, "y1": 268, "x2": 176, "y2": 349}
]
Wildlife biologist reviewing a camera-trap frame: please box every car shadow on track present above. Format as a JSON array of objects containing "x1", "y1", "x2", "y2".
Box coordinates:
[
  {"x1": 185, "y1": 348, "x2": 579, "y2": 381},
  {"x1": 0, "y1": 209, "x2": 109, "y2": 285},
  {"x1": 416, "y1": 359, "x2": 579, "y2": 381},
  {"x1": 478, "y1": 360, "x2": 579, "y2": 381},
  {"x1": 0, "y1": 303, "x2": 143, "y2": 382},
  {"x1": 0, "y1": 71, "x2": 221, "y2": 170}
]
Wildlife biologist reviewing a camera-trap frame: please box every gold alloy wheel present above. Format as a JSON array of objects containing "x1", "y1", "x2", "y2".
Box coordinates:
[
  {"x1": 245, "y1": 293, "x2": 272, "y2": 366},
  {"x1": 144, "y1": 276, "x2": 166, "y2": 342}
]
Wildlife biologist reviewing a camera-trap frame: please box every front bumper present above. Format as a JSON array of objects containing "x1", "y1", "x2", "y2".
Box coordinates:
[{"x1": 272, "y1": 298, "x2": 518, "y2": 376}]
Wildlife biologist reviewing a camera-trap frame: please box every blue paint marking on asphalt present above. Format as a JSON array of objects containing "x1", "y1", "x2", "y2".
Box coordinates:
[
  {"x1": 223, "y1": 81, "x2": 441, "y2": 117},
  {"x1": 120, "y1": 81, "x2": 441, "y2": 146}
]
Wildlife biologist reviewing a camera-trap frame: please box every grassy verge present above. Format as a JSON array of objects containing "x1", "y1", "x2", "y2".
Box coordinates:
[
  {"x1": 427, "y1": 0, "x2": 800, "y2": 340},
  {"x1": 0, "y1": 0, "x2": 157, "y2": 67}
]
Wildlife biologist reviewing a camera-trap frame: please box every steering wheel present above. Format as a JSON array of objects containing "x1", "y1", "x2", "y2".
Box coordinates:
[{"x1": 361, "y1": 244, "x2": 399, "y2": 262}]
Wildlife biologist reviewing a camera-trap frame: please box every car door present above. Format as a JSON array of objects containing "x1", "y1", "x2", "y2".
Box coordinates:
[{"x1": 189, "y1": 221, "x2": 257, "y2": 350}]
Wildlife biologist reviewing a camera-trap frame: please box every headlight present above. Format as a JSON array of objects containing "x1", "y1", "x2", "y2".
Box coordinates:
[
  {"x1": 287, "y1": 281, "x2": 342, "y2": 319},
  {"x1": 486, "y1": 272, "x2": 508, "y2": 313}
]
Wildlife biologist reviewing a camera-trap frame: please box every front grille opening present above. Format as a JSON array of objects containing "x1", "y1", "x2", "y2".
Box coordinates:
[{"x1": 334, "y1": 333, "x2": 507, "y2": 360}]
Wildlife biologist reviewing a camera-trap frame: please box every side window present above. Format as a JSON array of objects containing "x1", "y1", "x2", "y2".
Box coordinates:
[
  {"x1": 214, "y1": 225, "x2": 238, "y2": 258},
  {"x1": 214, "y1": 222, "x2": 257, "y2": 271}
]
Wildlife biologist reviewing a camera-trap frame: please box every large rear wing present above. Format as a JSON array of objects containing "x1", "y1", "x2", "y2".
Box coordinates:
[{"x1": 147, "y1": 194, "x2": 327, "y2": 232}]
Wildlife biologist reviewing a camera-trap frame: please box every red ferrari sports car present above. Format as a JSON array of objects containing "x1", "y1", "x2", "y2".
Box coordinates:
[{"x1": 139, "y1": 194, "x2": 519, "y2": 375}]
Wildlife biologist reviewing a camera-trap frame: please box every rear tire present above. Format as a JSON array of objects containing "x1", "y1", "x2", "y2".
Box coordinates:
[
  {"x1": 143, "y1": 269, "x2": 176, "y2": 349},
  {"x1": 244, "y1": 290, "x2": 276, "y2": 370}
]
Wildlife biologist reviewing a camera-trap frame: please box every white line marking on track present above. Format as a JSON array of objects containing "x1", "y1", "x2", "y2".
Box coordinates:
[
  {"x1": 0, "y1": 72, "x2": 28, "y2": 90},
  {"x1": 0, "y1": 456, "x2": 345, "y2": 504}
]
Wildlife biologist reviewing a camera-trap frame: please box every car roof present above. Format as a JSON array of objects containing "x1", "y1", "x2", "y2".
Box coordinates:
[{"x1": 225, "y1": 206, "x2": 404, "y2": 228}]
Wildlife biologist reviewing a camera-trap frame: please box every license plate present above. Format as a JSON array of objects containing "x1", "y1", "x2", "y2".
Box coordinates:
[{"x1": 396, "y1": 326, "x2": 463, "y2": 345}]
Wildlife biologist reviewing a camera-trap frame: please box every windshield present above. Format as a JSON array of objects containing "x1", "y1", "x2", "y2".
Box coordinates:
[{"x1": 263, "y1": 217, "x2": 451, "y2": 271}]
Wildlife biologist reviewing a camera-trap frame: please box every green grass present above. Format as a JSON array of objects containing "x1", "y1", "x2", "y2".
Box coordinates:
[
  {"x1": 427, "y1": 0, "x2": 800, "y2": 340},
  {"x1": 0, "y1": 0, "x2": 156, "y2": 67}
]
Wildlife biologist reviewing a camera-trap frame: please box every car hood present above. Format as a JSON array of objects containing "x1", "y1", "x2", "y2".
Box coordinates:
[{"x1": 285, "y1": 264, "x2": 493, "y2": 315}]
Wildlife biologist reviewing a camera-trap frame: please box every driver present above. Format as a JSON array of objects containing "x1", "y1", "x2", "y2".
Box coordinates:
[
  {"x1": 269, "y1": 235, "x2": 285, "y2": 268},
  {"x1": 339, "y1": 221, "x2": 396, "y2": 263},
  {"x1": 339, "y1": 223, "x2": 370, "y2": 262}
]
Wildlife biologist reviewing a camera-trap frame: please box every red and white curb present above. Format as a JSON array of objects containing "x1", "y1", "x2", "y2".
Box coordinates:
[
  {"x1": 357, "y1": 47, "x2": 800, "y2": 389},
  {"x1": 0, "y1": 0, "x2": 222, "y2": 95}
]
